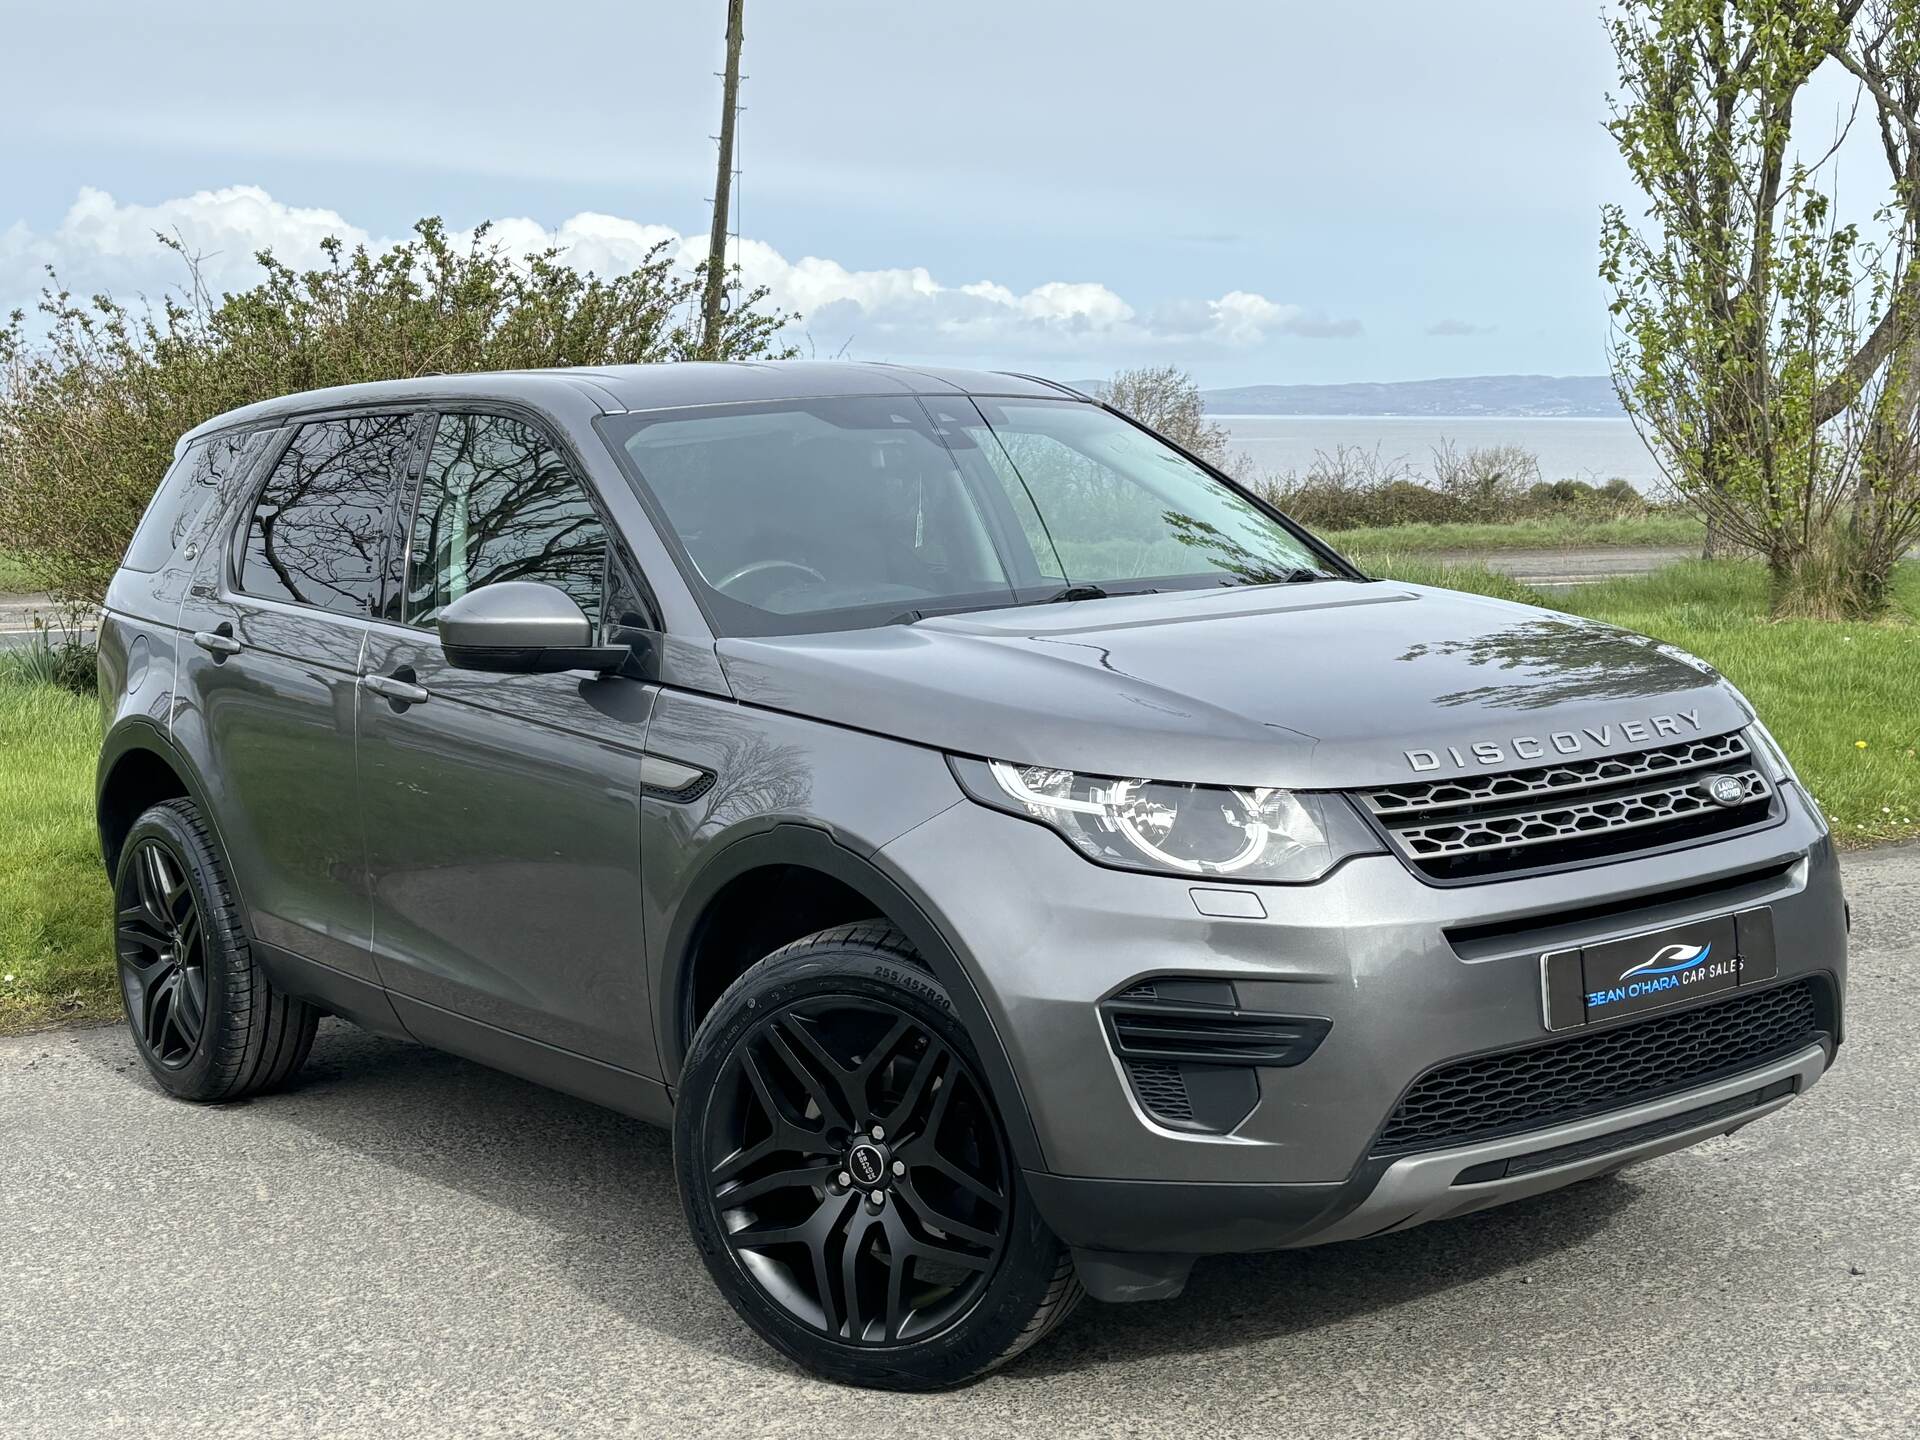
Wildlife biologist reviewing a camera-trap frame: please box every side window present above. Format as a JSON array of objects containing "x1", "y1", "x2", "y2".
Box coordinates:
[
  {"x1": 239, "y1": 415, "x2": 414, "y2": 615},
  {"x1": 404, "y1": 413, "x2": 609, "y2": 629},
  {"x1": 124, "y1": 433, "x2": 259, "y2": 573}
]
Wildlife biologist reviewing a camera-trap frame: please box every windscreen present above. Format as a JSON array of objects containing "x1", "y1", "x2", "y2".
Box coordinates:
[{"x1": 606, "y1": 394, "x2": 1332, "y2": 635}]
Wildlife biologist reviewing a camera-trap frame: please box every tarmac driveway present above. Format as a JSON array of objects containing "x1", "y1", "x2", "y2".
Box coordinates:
[{"x1": 2, "y1": 844, "x2": 1915, "y2": 1439}]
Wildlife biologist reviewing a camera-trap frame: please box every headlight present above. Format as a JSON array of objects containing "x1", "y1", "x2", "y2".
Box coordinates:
[
  {"x1": 950, "y1": 758, "x2": 1379, "y2": 883},
  {"x1": 1746, "y1": 718, "x2": 1803, "y2": 788}
]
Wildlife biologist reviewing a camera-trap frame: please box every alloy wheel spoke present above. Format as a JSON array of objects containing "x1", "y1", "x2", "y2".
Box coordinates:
[
  {"x1": 879, "y1": 1040, "x2": 949, "y2": 1138},
  {"x1": 763, "y1": 1022, "x2": 854, "y2": 1134},
  {"x1": 883, "y1": 1233, "x2": 909, "y2": 1341},
  {"x1": 116, "y1": 905, "x2": 171, "y2": 957},
  {"x1": 918, "y1": 1150, "x2": 1005, "y2": 1208},
  {"x1": 895, "y1": 1178, "x2": 1001, "y2": 1251},
  {"x1": 175, "y1": 967, "x2": 207, "y2": 1042},
  {"x1": 135, "y1": 845, "x2": 172, "y2": 932},
  {"x1": 155, "y1": 849, "x2": 191, "y2": 927},
  {"x1": 716, "y1": 1160, "x2": 836, "y2": 1207},
  {"x1": 173, "y1": 908, "x2": 202, "y2": 965},
  {"x1": 839, "y1": 1208, "x2": 878, "y2": 1341},
  {"x1": 146, "y1": 971, "x2": 179, "y2": 1053}
]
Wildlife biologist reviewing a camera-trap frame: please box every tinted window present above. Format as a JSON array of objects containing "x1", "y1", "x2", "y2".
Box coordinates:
[
  {"x1": 124, "y1": 435, "x2": 247, "y2": 573},
  {"x1": 239, "y1": 415, "x2": 414, "y2": 615},
  {"x1": 404, "y1": 414, "x2": 609, "y2": 628}
]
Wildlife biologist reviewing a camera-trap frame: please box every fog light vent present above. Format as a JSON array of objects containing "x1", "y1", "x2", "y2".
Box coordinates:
[{"x1": 1102, "y1": 979, "x2": 1331, "y2": 1134}]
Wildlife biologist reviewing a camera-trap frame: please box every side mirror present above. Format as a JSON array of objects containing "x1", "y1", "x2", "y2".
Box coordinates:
[{"x1": 439, "y1": 581, "x2": 630, "y2": 675}]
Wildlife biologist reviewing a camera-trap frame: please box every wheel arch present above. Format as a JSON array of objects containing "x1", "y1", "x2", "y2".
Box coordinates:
[
  {"x1": 658, "y1": 823, "x2": 1046, "y2": 1172},
  {"x1": 96, "y1": 720, "x2": 221, "y2": 878}
]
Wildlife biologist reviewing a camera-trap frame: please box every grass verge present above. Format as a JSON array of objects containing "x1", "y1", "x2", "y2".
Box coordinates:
[
  {"x1": 0, "y1": 676, "x2": 114, "y2": 1033},
  {"x1": 1324, "y1": 514, "x2": 1704, "y2": 553}
]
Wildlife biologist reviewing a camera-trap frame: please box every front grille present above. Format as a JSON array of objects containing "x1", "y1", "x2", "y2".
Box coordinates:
[
  {"x1": 1358, "y1": 730, "x2": 1775, "y2": 881},
  {"x1": 1375, "y1": 979, "x2": 1821, "y2": 1155}
]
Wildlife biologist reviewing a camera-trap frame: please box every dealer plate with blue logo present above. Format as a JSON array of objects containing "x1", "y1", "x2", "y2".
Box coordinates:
[{"x1": 1540, "y1": 908, "x2": 1778, "y2": 1030}]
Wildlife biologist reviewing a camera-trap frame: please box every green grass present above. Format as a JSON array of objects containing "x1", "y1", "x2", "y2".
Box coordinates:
[
  {"x1": 0, "y1": 676, "x2": 113, "y2": 1033},
  {"x1": 1369, "y1": 556, "x2": 1920, "y2": 846},
  {"x1": 1324, "y1": 514, "x2": 1705, "y2": 553},
  {"x1": 0, "y1": 550, "x2": 39, "y2": 594}
]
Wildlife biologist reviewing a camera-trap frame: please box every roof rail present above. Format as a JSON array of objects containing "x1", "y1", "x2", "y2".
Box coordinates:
[{"x1": 997, "y1": 372, "x2": 1098, "y2": 402}]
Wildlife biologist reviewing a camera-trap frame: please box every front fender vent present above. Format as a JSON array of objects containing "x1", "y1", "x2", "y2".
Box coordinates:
[{"x1": 1103, "y1": 979, "x2": 1332, "y2": 1134}]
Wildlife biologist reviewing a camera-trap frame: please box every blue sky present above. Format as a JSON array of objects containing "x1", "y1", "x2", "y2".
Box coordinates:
[{"x1": 0, "y1": 1, "x2": 1877, "y2": 387}]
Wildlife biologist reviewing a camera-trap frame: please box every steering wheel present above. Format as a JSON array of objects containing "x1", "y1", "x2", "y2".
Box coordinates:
[{"x1": 714, "y1": 558, "x2": 827, "y2": 599}]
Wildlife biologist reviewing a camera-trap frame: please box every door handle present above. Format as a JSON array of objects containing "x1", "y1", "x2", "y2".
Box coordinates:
[
  {"x1": 359, "y1": 671, "x2": 431, "y2": 706},
  {"x1": 191, "y1": 629, "x2": 242, "y2": 657}
]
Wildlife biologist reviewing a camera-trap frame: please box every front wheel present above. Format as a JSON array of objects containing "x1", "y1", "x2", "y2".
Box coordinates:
[{"x1": 674, "y1": 923, "x2": 1080, "y2": 1389}]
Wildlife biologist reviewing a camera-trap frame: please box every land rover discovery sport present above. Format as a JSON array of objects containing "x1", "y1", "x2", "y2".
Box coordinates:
[{"x1": 96, "y1": 361, "x2": 1847, "y2": 1389}]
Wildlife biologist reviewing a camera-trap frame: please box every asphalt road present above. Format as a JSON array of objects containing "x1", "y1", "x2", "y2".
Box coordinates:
[{"x1": 3, "y1": 844, "x2": 1915, "y2": 1439}]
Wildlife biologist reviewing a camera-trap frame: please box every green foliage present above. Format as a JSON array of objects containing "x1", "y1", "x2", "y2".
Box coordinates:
[
  {"x1": 1096, "y1": 365, "x2": 1233, "y2": 468},
  {"x1": 1601, "y1": 0, "x2": 1920, "y2": 618},
  {"x1": 0, "y1": 634, "x2": 98, "y2": 696},
  {"x1": 1328, "y1": 515, "x2": 1706, "y2": 553},
  {"x1": 0, "y1": 675, "x2": 112, "y2": 1034},
  {"x1": 0, "y1": 219, "x2": 795, "y2": 606},
  {"x1": 1259, "y1": 442, "x2": 1667, "y2": 531}
]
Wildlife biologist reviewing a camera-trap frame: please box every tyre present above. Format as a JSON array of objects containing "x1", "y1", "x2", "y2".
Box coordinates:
[
  {"x1": 675, "y1": 922, "x2": 1081, "y2": 1390},
  {"x1": 113, "y1": 798, "x2": 319, "y2": 1101}
]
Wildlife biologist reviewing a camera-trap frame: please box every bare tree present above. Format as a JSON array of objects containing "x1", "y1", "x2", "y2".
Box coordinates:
[{"x1": 1095, "y1": 365, "x2": 1235, "y2": 470}]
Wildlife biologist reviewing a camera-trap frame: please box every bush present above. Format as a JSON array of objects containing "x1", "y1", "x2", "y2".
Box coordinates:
[
  {"x1": 1256, "y1": 441, "x2": 1663, "y2": 532},
  {"x1": 0, "y1": 633, "x2": 95, "y2": 696},
  {"x1": 0, "y1": 220, "x2": 794, "y2": 606}
]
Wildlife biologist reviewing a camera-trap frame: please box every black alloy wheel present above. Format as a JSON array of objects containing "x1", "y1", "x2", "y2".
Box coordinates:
[
  {"x1": 705, "y1": 993, "x2": 1011, "y2": 1345},
  {"x1": 676, "y1": 923, "x2": 1081, "y2": 1390},
  {"x1": 112, "y1": 798, "x2": 319, "y2": 1101},
  {"x1": 116, "y1": 837, "x2": 208, "y2": 1069}
]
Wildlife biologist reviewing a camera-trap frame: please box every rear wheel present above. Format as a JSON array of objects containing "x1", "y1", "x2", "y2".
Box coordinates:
[
  {"x1": 113, "y1": 799, "x2": 318, "y2": 1101},
  {"x1": 675, "y1": 923, "x2": 1080, "y2": 1389}
]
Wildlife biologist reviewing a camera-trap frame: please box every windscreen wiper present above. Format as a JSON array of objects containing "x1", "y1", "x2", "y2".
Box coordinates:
[
  {"x1": 1030, "y1": 584, "x2": 1160, "y2": 605},
  {"x1": 888, "y1": 584, "x2": 1158, "y2": 626}
]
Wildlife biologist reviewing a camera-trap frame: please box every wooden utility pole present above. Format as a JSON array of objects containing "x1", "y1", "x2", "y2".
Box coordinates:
[{"x1": 700, "y1": 0, "x2": 746, "y2": 359}]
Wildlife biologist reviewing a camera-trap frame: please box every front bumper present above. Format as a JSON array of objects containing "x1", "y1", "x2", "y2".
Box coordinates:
[{"x1": 876, "y1": 782, "x2": 1847, "y2": 1256}]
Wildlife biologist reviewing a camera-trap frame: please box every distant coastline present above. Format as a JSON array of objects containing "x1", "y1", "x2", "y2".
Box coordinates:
[{"x1": 1200, "y1": 374, "x2": 1622, "y2": 420}]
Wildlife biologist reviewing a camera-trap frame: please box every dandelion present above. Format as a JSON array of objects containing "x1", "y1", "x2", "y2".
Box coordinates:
[{"x1": 1856, "y1": 740, "x2": 1869, "y2": 749}]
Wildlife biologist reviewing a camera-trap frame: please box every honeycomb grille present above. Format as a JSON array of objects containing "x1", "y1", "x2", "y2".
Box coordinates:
[
  {"x1": 1394, "y1": 769, "x2": 1768, "y2": 862},
  {"x1": 1357, "y1": 730, "x2": 1774, "y2": 880},
  {"x1": 1124, "y1": 1061, "x2": 1194, "y2": 1123},
  {"x1": 1366, "y1": 731, "x2": 1752, "y2": 817},
  {"x1": 1375, "y1": 980, "x2": 1821, "y2": 1155}
]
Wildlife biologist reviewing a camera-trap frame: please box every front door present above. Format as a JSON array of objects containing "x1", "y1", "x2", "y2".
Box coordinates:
[{"x1": 353, "y1": 410, "x2": 660, "y2": 1075}]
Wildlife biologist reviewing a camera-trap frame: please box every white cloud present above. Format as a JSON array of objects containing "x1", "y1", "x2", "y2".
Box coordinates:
[{"x1": 2, "y1": 186, "x2": 1360, "y2": 364}]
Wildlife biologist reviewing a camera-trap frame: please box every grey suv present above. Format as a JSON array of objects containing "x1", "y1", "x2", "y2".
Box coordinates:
[{"x1": 97, "y1": 362, "x2": 1847, "y2": 1389}]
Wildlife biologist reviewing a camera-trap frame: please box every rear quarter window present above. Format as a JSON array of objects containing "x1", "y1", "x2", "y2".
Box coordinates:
[{"x1": 122, "y1": 440, "x2": 218, "y2": 573}]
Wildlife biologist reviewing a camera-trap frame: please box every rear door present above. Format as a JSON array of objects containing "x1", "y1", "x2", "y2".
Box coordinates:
[
  {"x1": 172, "y1": 411, "x2": 421, "y2": 985},
  {"x1": 353, "y1": 409, "x2": 661, "y2": 1075}
]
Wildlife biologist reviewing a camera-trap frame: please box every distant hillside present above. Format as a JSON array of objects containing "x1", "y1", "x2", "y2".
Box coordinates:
[{"x1": 1201, "y1": 375, "x2": 1622, "y2": 418}]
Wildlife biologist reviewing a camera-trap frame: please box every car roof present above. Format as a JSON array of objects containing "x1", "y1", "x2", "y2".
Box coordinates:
[{"x1": 178, "y1": 361, "x2": 1091, "y2": 447}]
